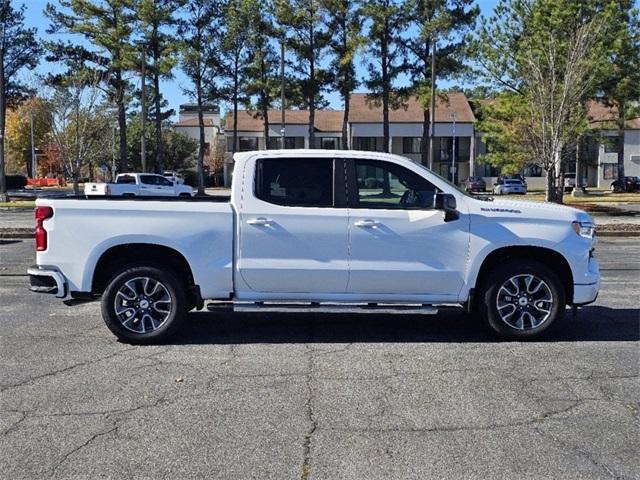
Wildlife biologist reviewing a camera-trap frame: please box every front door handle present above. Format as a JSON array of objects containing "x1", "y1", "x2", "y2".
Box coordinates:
[
  {"x1": 247, "y1": 217, "x2": 273, "y2": 226},
  {"x1": 354, "y1": 219, "x2": 380, "y2": 228}
]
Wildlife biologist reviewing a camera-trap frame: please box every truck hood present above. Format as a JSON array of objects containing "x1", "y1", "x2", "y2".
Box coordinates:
[{"x1": 467, "y1": 197, "x2": 595, "y2": 224}]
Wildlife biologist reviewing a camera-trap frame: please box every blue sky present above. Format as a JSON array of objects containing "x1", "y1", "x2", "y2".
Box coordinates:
[{"x1": 16, "y1": 0, "x2": 575, "y2": 119}]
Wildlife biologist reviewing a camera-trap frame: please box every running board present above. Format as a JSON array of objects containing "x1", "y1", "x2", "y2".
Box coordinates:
[{"x1": 213, "y1": 302, "x2": 439, "y2": 315}]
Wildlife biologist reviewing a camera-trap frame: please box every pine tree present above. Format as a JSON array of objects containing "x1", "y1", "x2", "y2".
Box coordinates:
[
  {"x1": 244, "y1": 0, "x2": 280, "y2": 148},
  {"x1": 0, "y1": 1, "x2": 41, "y2": 202},
  {"x1": 221, "y1": 0, "x2": 250, "y2": 155},
  {"x1": 45, "y1": 0, "x2": 137, "y2": 174},
  {"x1": 321, "y1": 0, "x2": 363, "y2": 149},
  {"x1": 361, "y1": 0, "x2": 405, "y2": 153},
  {"x1": 275, "y1": 0, "x2": 330, "y2": 148},
  {"x1": 179, "y1": 0, "x2": 222, "y2": 194},
  {"x1": 136, "y1": 0, "x2": 182, "y2": 173},
  {"x1": 402, "y1": 0, "x2": 478, "y2": 165}
]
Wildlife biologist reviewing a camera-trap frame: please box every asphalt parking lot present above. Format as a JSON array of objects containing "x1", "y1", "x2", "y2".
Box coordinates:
[{"x1": 1, "y1": 238, "x2": 638, "y2": 479}]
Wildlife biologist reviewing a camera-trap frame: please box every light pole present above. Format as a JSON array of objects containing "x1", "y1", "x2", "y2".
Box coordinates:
[
  {"x1": 29, "y1": 110, "x2": 36, "y2": 179},
  {"x1": 428, "y1": 38, "x2": 437, "y2": 169},
  {"x1": 280, "y1": 34, "x2": 286, "y2": 149},
  {"x1": 140, "y1": 45, "x2": 147, "y2": 172},
  {"x1": 450, "y1": 111, "x2": 457, "y2": 184}
]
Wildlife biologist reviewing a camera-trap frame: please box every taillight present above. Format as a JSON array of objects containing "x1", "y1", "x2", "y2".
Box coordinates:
[{"x1": 35, "y1": 206, "x2": 54, "y2": 251}]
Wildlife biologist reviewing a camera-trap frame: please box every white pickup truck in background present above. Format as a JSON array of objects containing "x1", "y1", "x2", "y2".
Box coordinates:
[
  {"x1": 29, "y1": 150, "x2": 599, "y2": 343},
  {"x1": 84, "y1": 173, "x2": 194, "y2": 197}
]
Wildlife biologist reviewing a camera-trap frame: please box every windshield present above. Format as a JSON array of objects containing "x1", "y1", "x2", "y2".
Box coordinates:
[{"x1": 412, "y1": 161, "x2": 472, "y2": 197}]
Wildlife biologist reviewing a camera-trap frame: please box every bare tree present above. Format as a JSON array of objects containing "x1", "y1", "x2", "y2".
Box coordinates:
[
  {"x1": 47, "y1": 73, "x2": 110, "y2": 194},
  {"x1": 475, "y1": 0, "x2": 607, "y2": 203},
  {"x1": 519, "y1": 19, "x2": 604, "y2": 202}
]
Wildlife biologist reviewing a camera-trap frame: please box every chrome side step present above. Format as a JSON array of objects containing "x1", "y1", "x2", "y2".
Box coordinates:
[{"x1": 211, "y1": 302, "x2": 439, "y2": 315}]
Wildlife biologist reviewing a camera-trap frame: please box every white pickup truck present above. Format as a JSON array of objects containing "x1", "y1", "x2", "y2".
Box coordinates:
[
  {"x1": 84, "y1": 173, "x2": 194, "y2": 197},
  {"x1": 29, "y1": 150, "x2": 599, "y2": 343}
]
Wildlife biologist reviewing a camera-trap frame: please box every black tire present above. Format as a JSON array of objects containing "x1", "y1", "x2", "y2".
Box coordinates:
[
  {"x1": 101, "y1": 265, "x2": 187, "y2": 344},
  {"x1": 479, "y1": 260, "x2": 566, "y2": 339},
  {"x1": 179, "y1": 193, "x2": 191, "y2": 198}
]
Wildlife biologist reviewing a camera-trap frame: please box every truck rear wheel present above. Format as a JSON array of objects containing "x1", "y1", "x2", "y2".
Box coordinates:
[
  {"x1": 101, "y1": 265, "x2": 187, "y2": 344},
  {"x1": 480, "y1": 260, "x2": 565, "y2": 339}
]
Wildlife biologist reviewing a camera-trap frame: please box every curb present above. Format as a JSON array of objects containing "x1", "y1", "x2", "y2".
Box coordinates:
[
  {"x1": 0, "y1": 228, "x2": 33, "y2": 239},
  {"x1": 595, "y1": 230, "x2": 640, "y2": 237}
]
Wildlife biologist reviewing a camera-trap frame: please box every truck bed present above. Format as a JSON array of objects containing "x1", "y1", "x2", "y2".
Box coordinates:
[{"x1": 35, "y1": 197, "x2": 234, "y2": 299}]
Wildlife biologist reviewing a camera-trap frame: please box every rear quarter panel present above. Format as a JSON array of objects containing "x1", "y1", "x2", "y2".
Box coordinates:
[{"x1": 36, "y1": 199, "x2": 233, "y2": 298}]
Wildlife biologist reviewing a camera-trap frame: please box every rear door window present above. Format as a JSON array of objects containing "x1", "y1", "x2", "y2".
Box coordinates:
[
  {"x1": 255, "y1": 158, "x2": 334, "y2": 207},
  {"x1": 140, "y1": 175, "x2": 158, "y2": 185}
]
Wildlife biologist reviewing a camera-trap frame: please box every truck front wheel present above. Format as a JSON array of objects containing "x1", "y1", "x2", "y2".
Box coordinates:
[
  {"x1": 101, "y1": 265, "x2": 187, "y2": 344},
  {"x1": 480, "y1": 260, "x2": 566, "y2": 339}
]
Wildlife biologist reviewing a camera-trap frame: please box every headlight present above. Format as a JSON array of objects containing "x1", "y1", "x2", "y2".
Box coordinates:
[{"x1": 572, "y1": 221, "x2": 596, "y2": 239}]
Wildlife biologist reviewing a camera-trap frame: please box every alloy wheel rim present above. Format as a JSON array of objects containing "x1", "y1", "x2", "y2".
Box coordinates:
[
  {"x1": 114, "y1": 277, "x2": 172, "y2": 334},
  {"x1": 496, "y1": 274, "x2": 553, "y2": 331}
]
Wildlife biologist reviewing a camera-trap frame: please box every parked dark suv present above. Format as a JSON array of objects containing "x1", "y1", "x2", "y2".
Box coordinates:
[
  {"x1": 463, "y1": 176, "x2": 487, "y2": 193},
  {"x1": 610, "y1": 176, "x2": 640, "y2": 193}
]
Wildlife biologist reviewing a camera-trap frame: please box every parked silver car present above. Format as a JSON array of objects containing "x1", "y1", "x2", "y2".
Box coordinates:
[{"x1": 494, "y1": 179, "x2": 527, "y2": 195}]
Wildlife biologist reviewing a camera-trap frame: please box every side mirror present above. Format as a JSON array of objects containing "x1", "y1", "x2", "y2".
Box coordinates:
[{"x1": 435, "y1": 193, "x2": 459, "y2": 222}]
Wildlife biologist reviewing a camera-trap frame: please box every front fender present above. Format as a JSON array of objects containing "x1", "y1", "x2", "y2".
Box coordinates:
[{"x1": 461, "y1": 214, "x2": 575, "y2": 300}]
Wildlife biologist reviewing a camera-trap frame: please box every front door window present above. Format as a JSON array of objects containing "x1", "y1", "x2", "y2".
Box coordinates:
[{"x1": 355, "y1": 160, "x2": 437, "y2": 209}]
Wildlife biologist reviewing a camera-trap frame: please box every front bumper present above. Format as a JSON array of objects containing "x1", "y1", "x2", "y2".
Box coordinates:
[
  {"x1": 572, "y1": 257, "x2": 600, "y2": 305},
  {"x1": 27, "y1": 266, "x2": 67, "y2": 298}
]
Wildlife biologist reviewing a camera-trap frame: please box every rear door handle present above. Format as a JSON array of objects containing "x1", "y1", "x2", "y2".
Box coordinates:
[
  {"x1": 354, "y1": 219, "x2": 380, "y2": 228},
  {"x1": 247, "y1": 217, "x2": 273, "y2": 226}
]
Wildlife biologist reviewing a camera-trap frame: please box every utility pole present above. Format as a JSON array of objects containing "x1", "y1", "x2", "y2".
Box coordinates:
[
  {"x1": 140, "y1": 46, "x2": 147, "y2": 172},
  {"x1": 280, "y1": 34, "x2": 286, "y2": 149},
  {"x1": 29, "y1": 110, "x2": 36, "y2": 178},
  {"x1": 428, "y1": 38, "x2": 437, "y2": 170}
]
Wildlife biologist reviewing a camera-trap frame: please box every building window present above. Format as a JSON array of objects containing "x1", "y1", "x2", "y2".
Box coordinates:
[
  {"x1": 402, "y1": 137, "x2": 421, "y2": 154},
  {"x1": 239, "y1": 137, "x2": 258, "y2": 151},
  {"x1": 476, "y1": 162, "x2": 500, "y2": 177},
  {"x1": 435, "y1": 137, "x2": 470, "y2": 162},
  {"x1": 436, "y1": 137, "x2": 451, "y2": 161},
  {"x1": 353, "y1": 137, "x2": 384, "y2": 152},
  {"x1": 267, "y1": 136, "x2": 305, "y2": 149},
  {"x1": 603, "y1": 163, "x2": 617, "y2": 180},
  {"x1": 457, "y1": 137, "x2": 470, "y2": 162},
  {"x1": 523, "y1": 164, "x2": 542, "y2": 177},
  {"x1": 318, "y1": 137, "x2": 339, "y2": 149},
  {"x1": 603, "y1": 137, "x2": 619, "y2": 153}
]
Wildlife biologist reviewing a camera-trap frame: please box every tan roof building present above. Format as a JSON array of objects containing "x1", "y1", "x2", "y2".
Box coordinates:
[
  {"x1": 224, "y1": 91, "x2": 476, "y2": 131},
  {"x1": 348, "y1": 92, "x2": 476, "y2": 123},
  {"x1": 586, "y1": 100, "x2": 640, "y2": 129},
  {"x1": 225, "y1": 109, "x2": 344, "y2": 132}
]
